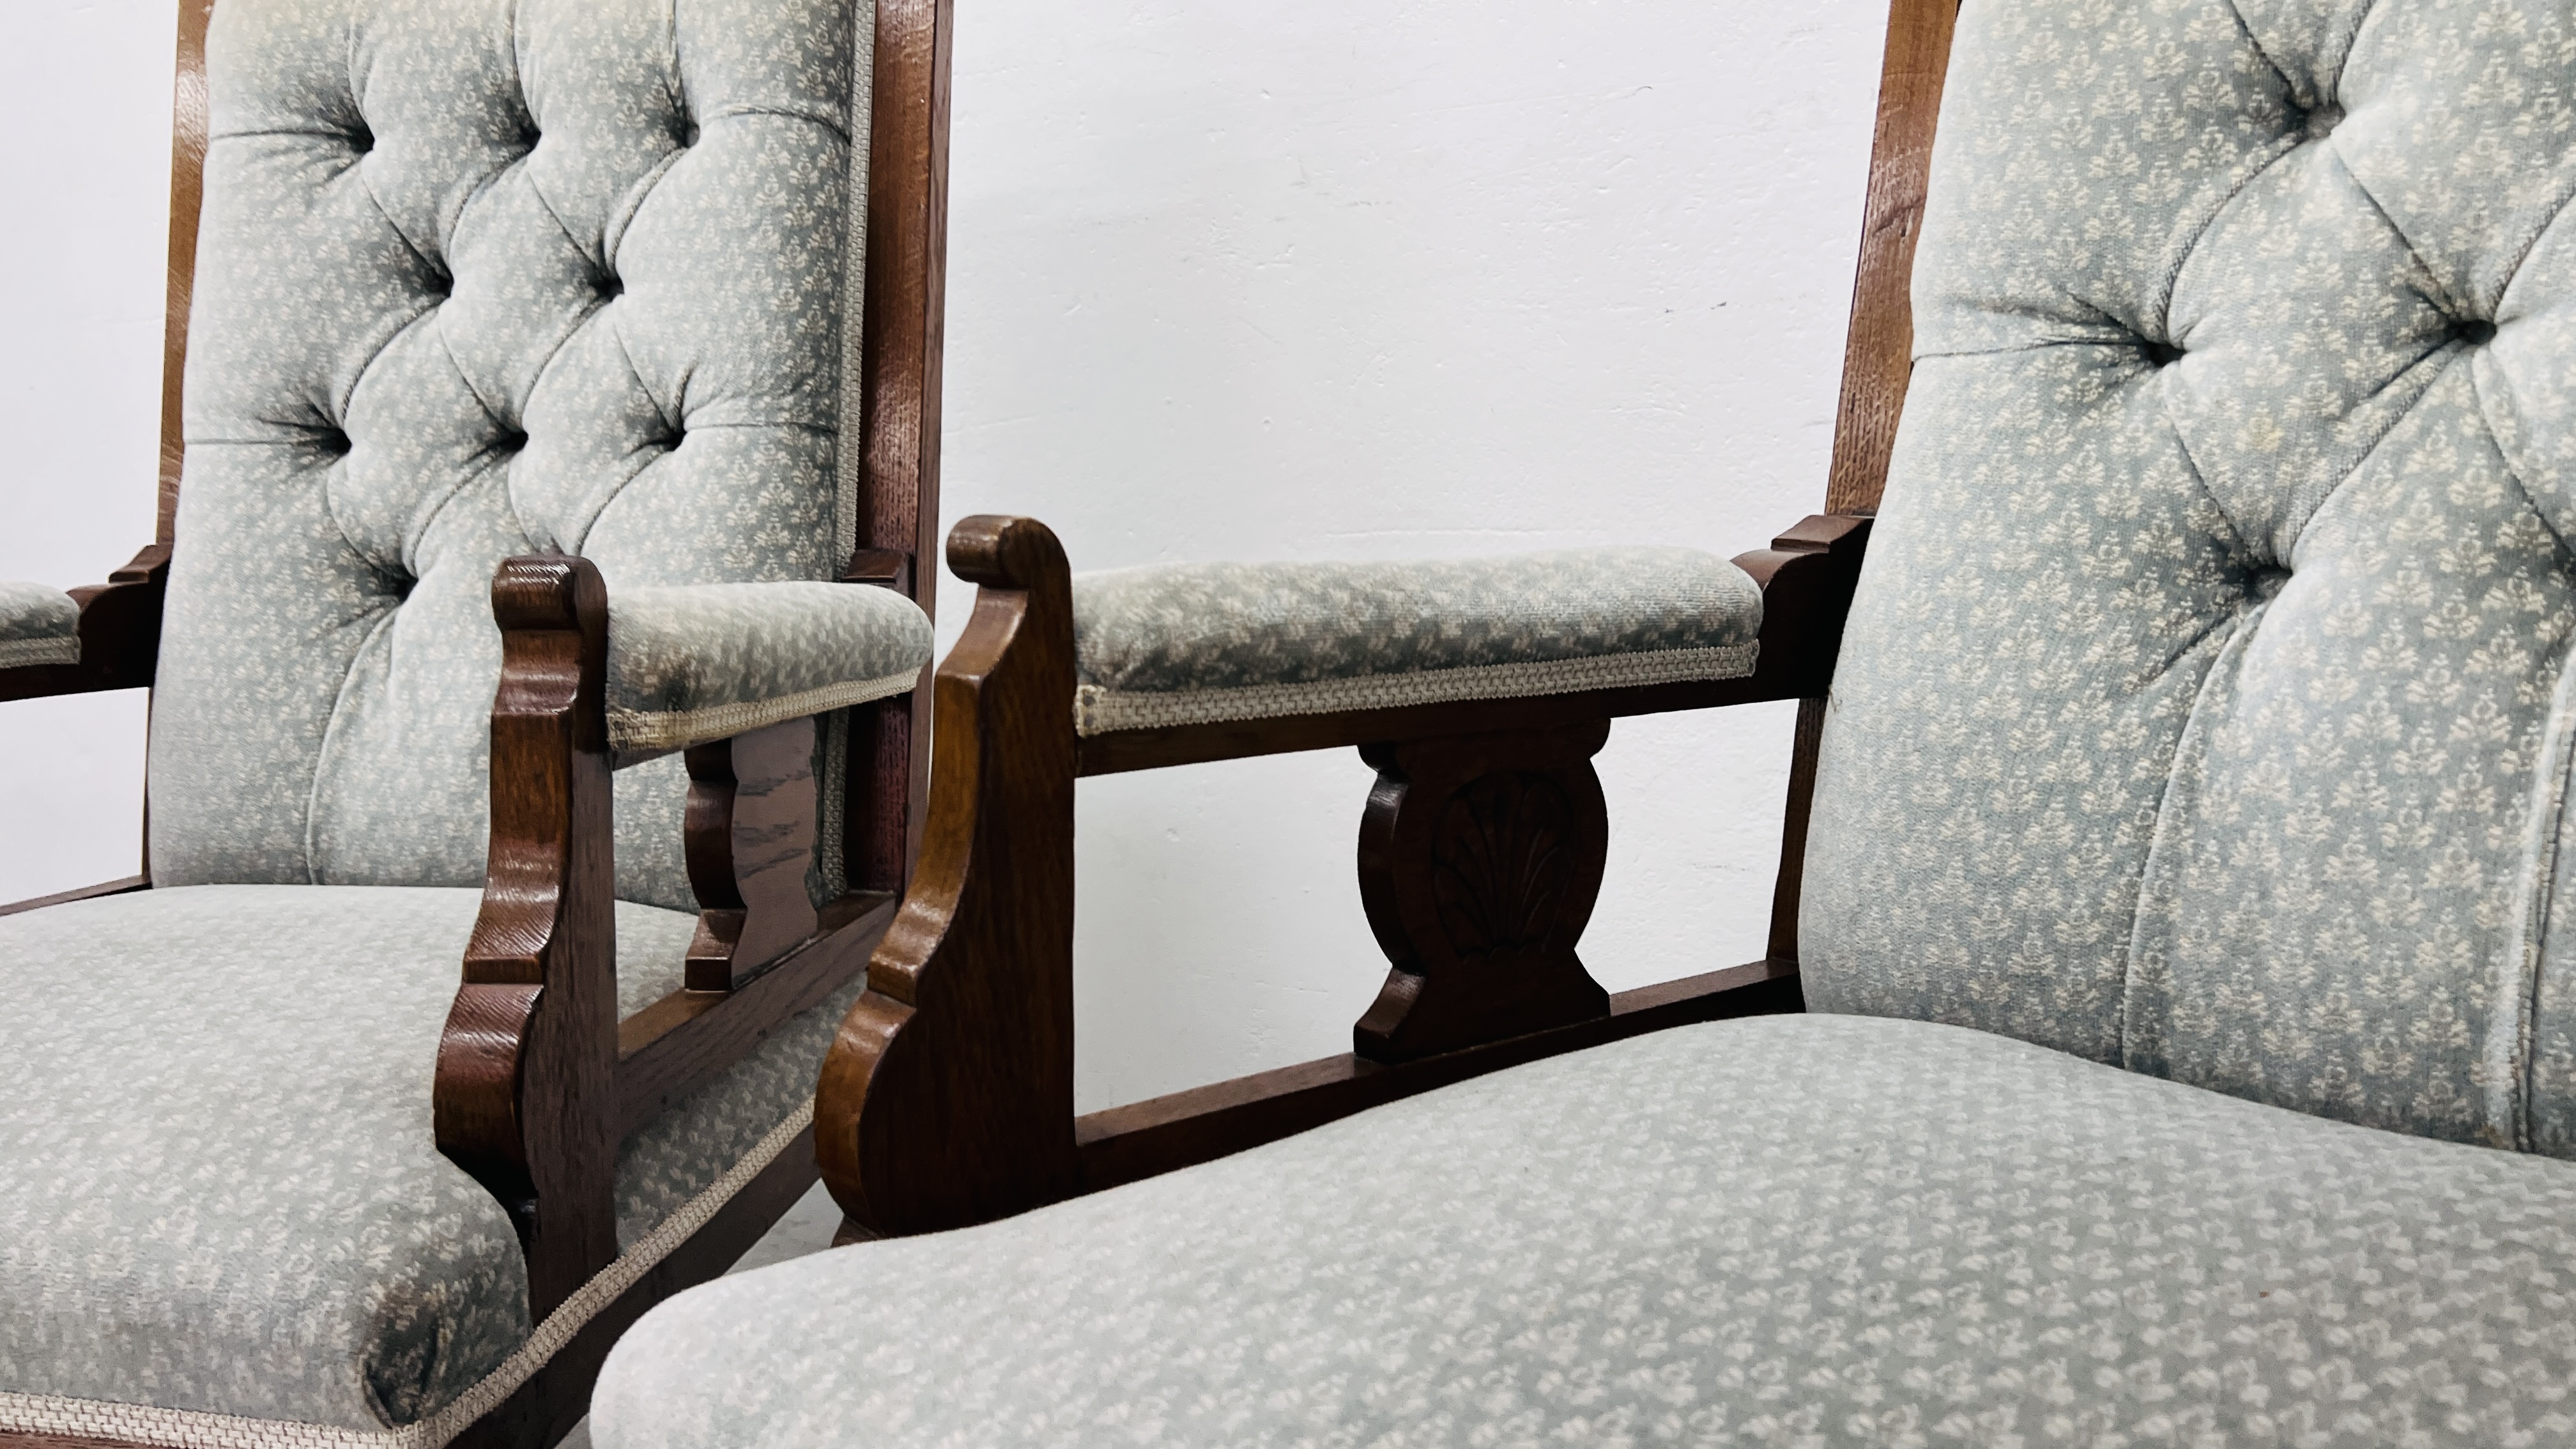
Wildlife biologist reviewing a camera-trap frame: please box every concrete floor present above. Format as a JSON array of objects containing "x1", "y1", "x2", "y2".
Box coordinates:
[{"x1": 558, "y1": 1179, "x2": 845, "y2": 1448}]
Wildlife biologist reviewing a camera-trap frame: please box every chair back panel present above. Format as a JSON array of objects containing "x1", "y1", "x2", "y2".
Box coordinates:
[
  {"x1": 1805, "y1": 0, "x2": 2576, "y2": 1153},
  {"x1": 147, "y1": 0, "x2": 873, "y2": 911}
]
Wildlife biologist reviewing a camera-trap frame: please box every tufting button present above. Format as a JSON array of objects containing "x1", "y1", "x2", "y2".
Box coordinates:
[
  {"x1": 349, "y1": 122, "x2": 374, "y2": 155},
  {"x1": 2454, "y1": 318, "x2": 2497, "y2": 346},
  {"x1": 317, "y1": 426, "x2": 352, "y2": 456},
  {"x1": 493, "y1": 427, "x2": 528, "y2": 456},
  {"x1": 678, "y1": 117, "x2": 702, "y2": 149},
  {"x1": 2141, "y1": 339, "x2": 2183, "y2": 367},
  {"x1": 599, "y1": 273, "x2": 624, "y2": 302}
]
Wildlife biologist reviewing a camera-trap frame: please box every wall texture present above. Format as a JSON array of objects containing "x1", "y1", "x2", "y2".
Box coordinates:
[{"x1": 0, "y1": 0, "x2": 1882, "y2": 1112}]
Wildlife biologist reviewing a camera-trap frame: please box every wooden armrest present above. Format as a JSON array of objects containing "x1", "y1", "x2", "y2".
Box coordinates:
[
  {"x1": 434, "y1": 553, "x2": 895, "y2": 1315},
  {"x1": 816, "y1": 514, "x2": 1862, "y2": 1239},
  {"x1": 0, "y1": 543, "x2": 171, "y2": 703},
  {"x1": 1074, "y1": 514, "x2": 1873, "y2": 774},
  {"x1": 435, "y1": 555, "x2": 622, "y2": 1316}
]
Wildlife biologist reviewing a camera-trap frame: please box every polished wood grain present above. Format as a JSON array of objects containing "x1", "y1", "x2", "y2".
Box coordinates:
[
  {"x1": 1353, "y1": 721, "x2": 1614, "y2": 1063},
  {"x1": 847, "y1": 0, "x2": 958, "y2": 898},
  {"x1": 1074, "y1": 515, "x2": 1873, "y2": 776},
  {"x1": 159, "y1": 0, "x2": 215, "y2": 540},
  {"x1": 1765, "y1": 695, "x2": 1831, "y2": 965},
  {"x1": 0, "y1": 876, "x2": 151, "y2": 919},
  {"x1": 617, "y1": 891, "x2": 894, "y2": 1138},
  {"x1": 1077, "y1": 960, "x2": 1802, "y2": 1192},
  {"x1": 435, "y1": 555, "x2": 621, "y2": 1320},
  {"x1": 815, "y1": 516, "x2": 1083, "y2": 1238},
  {"x1": 683, "y1": 718, "x2": 822, "y2": 992},
  {"x1": 1823, "y1": 0, "x2": 1959, "y2": 518}
]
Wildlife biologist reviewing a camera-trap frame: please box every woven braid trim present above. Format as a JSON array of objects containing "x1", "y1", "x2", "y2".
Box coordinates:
[
  {"x1": 1073, "y1": 642, "x2": 1759, "y2": 737},
  {"x1": 608, "y1": 666, "x2": 921, "y2": 759},
  {"x1": 0, "y1": 636, "x2": 79, "y2": 670}
]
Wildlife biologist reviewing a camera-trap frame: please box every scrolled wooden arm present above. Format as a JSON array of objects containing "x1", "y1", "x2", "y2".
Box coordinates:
[
  {"x1": 816, "y1": 515, "x2": 1082, "y2": 1238},
  {"x1": 436, "y1": 553, "x2": 910, "y2": 1312},
  {"x1": 0, "y1": 543, "x2": 171, "y2": 704},
  {"x1": 436, "y1": 553, "x2": 622, "y2": 1317}
]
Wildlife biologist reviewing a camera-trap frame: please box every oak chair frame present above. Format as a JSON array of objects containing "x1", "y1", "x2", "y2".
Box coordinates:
[
  {"x1": 816, "y1": 0, "x2": 1961, "y2": 1239},
  {"x1": 0, "y1": 0, "x2": 956, "y2": 1444}
]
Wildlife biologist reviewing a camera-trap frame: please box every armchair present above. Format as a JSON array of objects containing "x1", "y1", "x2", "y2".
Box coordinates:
[
  {"x1": 0, "y1": 0, "x2": 957, "y2": 1445},
  {"x1": 594, "y1": 0, "x2": 2576, "y2": 1441}
]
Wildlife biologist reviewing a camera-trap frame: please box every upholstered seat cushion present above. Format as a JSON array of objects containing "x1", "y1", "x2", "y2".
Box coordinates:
[
  {"x1": 592, "y1": 1013, "x2": 2576, "y2": 1447},
  {"x1": 1068, "y1": 546, "x2": 1761, "y2": 734},
  {"x1": 606, "y1": 581, "x2": 933, "y2": 758},
  {"x1": 0, "y1": 582, "x2": 78, "y2": 670},
  {"x1": 0, "y1": 885, "x2": 858, "y2": 1438}
]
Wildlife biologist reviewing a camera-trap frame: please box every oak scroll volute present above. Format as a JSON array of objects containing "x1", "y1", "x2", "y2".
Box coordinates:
[
  {"x1": 1353, "y1": 721, "x2": 1615, "y2": 1063},
  {"x1": 815, "y1": 514, "x2": 1082, "y2": 1238},
  {"x1": 435, "y1": 554, "x2": 620, "y2": 1319},
  {"x1": 684, "y1": 719, "x2": 822, "y2": 992}
]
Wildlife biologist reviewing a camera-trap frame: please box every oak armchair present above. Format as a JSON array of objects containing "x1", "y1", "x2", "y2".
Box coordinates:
[
  {"x1": 605, "y1": 0, "x2": 2576, "y2": 1440},
  {"x1": 0, "y1": 0, "x2": 956, "y2": 1445}
]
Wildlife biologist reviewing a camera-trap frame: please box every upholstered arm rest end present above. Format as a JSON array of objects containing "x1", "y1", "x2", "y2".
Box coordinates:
[
  {"x1": 0, "y1": 545, "x2": 169, "y2": 703},
  {"x1": 0, "y1": 582, "x2": 81, "y2": 670},
  {"x1": 1070, "y1": 546, "x2": 1764, "y2": 737},
  {"x1": 606, "y1": 582, "x2": 935, "y2": 760}
]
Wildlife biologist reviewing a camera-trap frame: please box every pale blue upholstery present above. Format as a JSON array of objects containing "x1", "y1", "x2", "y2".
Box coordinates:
[
  {"x1": 0, "y1": 0, "x2": 908, "y2": 1438},
  {"x1": 608, "y1": 583, "x2": 933, "y2": 758},
  {"x1": 0, "y1": 886, "x2": 861, "y2": 1434},
  {"x1": 1802, "y1": 0, "x2": 2576, "y2": 1153},
  {"x1": 595, "y1": 1015, "x2": 2576, "y2": 1446},
  {"x1": 145, "y1": 0, "x2": 918, "y2": 912},
  {"x1": 1071, "y1": 547, "x2": 1761, "y2": 734},
  {"x1": 0, "y1": 582, "x2": 78, "y2": 670},
  {"x1": 590, "y1": 1, "x2": 2576, "y2": 1442}
]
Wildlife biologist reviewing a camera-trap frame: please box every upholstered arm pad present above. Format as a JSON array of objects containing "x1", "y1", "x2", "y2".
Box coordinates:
[
  {"x1": 1070, "y1": 546, "x2": 1762, "y2": 735},
  {"x1": 606, "y1": 583, "x2": 935, "y2": 759},
  {"x1": 0, "y1": 581, "x2": 80, "y2": 671}
]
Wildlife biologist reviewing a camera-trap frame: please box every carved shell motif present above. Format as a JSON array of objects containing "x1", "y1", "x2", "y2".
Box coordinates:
[{"x1": 1430, "y1": 770, "x2": 1573, "y2": 957}]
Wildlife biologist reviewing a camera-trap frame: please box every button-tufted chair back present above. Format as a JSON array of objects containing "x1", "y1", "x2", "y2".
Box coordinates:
[
  {"x1": 1804, "y1": 0, "x2": 2576, "y2": 1153},
  {"x1": 147, "y1": 0, "x2": 872, "y2": 912}
]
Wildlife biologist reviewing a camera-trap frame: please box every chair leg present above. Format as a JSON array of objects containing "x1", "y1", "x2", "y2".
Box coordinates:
[{"x1": 814, "y1": 516, "x2": 1084, "y2": 1238}]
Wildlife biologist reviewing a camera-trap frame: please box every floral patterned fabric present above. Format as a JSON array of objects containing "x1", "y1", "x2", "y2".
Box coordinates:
[
  {"x1": 1070, "y1": 547, "x2": 1760, "y2": 734},
  {"x1": 1802, "y1": 0, "x2": 2576, "y2": 1153},
  {"x1": 593, "y1": 1014, "x2": 2576, "y2": 1448},
  {"x1": 145, "y1": 0, "x2": 888, "y2": 915},
  {"x1": 0, "y1": 581, "x2": 78, "y2": 670},
  {"x1": 0, "y1": 885, "x2": 861, "y2": 1431},
  {"x1": 606, "y1": 581, "x2": 931, "y2": 759}
]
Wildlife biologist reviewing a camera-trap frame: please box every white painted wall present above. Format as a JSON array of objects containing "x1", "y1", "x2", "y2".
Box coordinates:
[{"x1": 0, "y1": 0, "x2": 1883, "y2": 1113}]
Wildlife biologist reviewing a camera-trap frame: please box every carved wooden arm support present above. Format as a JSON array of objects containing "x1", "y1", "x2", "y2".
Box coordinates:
[
  {"x1": 817, "y1": 513, "x2": 1871, "y2": 1237},
  {"x1": 436, "y1": 554, "x2": 905, "y2": 1314},
  {"x1": 816, "y1": 516, "x2": 1083, "y2": 1238},
  {"x1": 436, "y1": 555, "x2": 622, "y2": 1317},
  {"x1": 0, "y1": 544, "x2": 171, "y2": 704}
]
